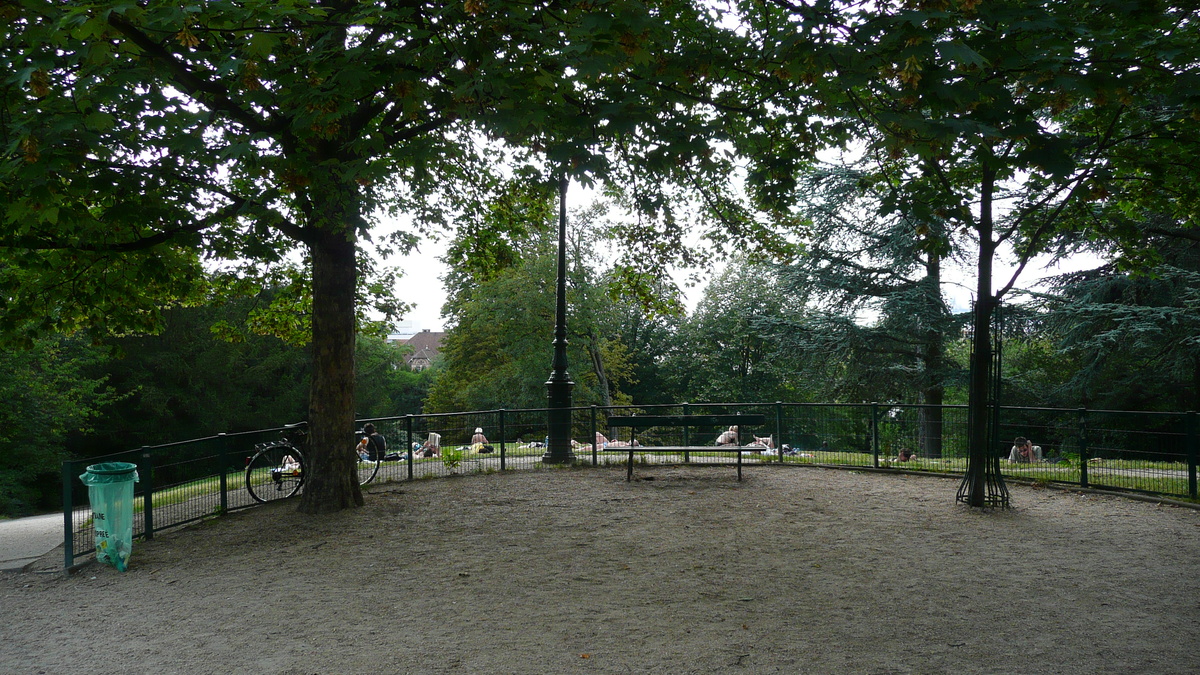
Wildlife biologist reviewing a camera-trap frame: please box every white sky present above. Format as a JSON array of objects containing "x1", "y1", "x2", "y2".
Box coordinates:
[
  {"x1": 382, "y1": 180, "x2": 710, "y2": 333},
  {"x1": 388, "y1": 232, "x2": 1099, "y2": 332},
  {"x1": 944, "y1": 249, "x2": 1103, "y2": 314},
  {"x1": 381, "y1": 179, "x2": 1105, "y2": 333},
  {"x1": 388, "y1": 234, "x2": 449, "y2": 333}
]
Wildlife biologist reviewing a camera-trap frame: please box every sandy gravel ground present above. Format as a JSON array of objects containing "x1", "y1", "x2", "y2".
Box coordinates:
[{"x1": 4, "y1": 465, "x2": 1199, "y2": 674}]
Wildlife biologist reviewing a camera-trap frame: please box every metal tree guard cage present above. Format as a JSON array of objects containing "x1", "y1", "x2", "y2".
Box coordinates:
[{"x1": 957, "y1": 303, "x2": 1010, "y2": 509}]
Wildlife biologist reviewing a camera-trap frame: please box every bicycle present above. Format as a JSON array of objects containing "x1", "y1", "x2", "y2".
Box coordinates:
[{"x1": 244, "y1": 424, "x2": 382, "y2": 503}]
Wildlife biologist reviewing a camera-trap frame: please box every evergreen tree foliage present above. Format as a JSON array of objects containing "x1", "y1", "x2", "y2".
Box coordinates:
[
  {"x1": 607, "y1": 277, "x2": 686, "y2": 406},
  {"x1": 770, "y1": 164, "x2": 962, "y2": 403},
  {"x1": 1042, "y1": 235, "x2": 1200, "y2": 411},
  {"x1": 73, "y1": 295, "x2": 432, "y2": 455},
  {"x1": 726, "y1": 0, "x2": 1200, "y2": 502},
  {"x1": 662, "y1": 259, "x2": 811, "y2": 403},
  {"x1": 0, "y1": 335, "x2": 116, "y2": 517}
]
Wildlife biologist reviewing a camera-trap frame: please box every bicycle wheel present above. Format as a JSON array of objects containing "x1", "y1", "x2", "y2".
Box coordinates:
[
  {"x1": 246, "y1": 442, "x2": 304, "y2": 503},
  {"x1": 357, "y1": 454, "x2": 381, "y2": 486}
]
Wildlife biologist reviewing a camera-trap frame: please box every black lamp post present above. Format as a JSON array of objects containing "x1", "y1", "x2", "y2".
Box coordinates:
[{"x1": 544, "y1": 172, "x2": 575, "y2": 464}]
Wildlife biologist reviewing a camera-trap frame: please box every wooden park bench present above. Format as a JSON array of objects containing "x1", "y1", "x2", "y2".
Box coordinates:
[{"x1": 605, "y1": 414, "x2": 768, "y2": 482}]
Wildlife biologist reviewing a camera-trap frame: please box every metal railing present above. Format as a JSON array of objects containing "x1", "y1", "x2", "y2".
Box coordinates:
[{"x1": 60, "y1": 402, "x2": 1199, "y2": 568}]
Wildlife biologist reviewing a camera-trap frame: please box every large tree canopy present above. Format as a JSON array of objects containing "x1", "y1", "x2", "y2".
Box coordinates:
[
  {"x1": 768, "y1": 163, "x2": 960, "y2": 457},
  {"x1": 3, "y1": 0, "x2": 734, "y2": 512},
  {"x1": 12, "y1": 0, "x2": 1197, "y2": 512},
  {"x1": 662, "y1": 258, "x2": 810, "y2": 403},
  {"x1": 727, "y1": 0, "x2": 1200, "y2": 504}
]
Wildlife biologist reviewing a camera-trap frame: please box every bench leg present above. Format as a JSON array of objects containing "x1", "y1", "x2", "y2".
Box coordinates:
[
  {"x1": 627, "y1": 447, "x2": 634, "y2": 481},
  {"x1": 738, "y1": 450, "x2": 742, "y2": 481}
]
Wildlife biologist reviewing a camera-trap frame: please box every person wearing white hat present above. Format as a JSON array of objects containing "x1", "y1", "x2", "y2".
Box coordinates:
[{"x1": 470, "y1": 427, "x2": 491, "y2": 453}]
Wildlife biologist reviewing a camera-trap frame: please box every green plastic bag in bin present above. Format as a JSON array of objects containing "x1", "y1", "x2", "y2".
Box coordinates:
[{"x1": 79, "y1": 462, "x2": 139, "y2": 571}]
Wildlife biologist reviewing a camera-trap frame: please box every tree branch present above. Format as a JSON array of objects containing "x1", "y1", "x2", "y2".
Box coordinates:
[
  {"x1": 105, "y1": 13, "x2": 279, "y2": 136},
  {"x1": 0, "y1": 199, "x2": 246, "y2": 252},
  {"x1": 376, "y1": 113, "x2": 457, "y2": 147}
]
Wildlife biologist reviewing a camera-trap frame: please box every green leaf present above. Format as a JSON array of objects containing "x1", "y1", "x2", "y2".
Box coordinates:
[
  {"x1": 936, "y1": 41, "x2": 987, "y2": 68},
  {"x1": 84, "y1": 111, "x2": 115, "y2": 130},
  {"x1": 245, "y1": 32, "x2": 279, "y2": 59}
]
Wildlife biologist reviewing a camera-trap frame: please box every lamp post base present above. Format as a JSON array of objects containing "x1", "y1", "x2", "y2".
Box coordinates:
[{"x1": 543, "y1": 377, "x2": 576, "y2": 464}]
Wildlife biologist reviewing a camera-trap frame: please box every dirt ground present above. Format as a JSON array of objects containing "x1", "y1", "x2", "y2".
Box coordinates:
[{"x1": 4, "y1": 465, "x2": 1199, "y2": 674}]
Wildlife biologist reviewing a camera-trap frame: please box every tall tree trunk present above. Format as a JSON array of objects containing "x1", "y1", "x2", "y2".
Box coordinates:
[
  {"x1": 920, "y1": 381, "x2": 945, "y2": 457},
  {"x1": 920, "y1": 249, "x2": 945, "y2": 457},
  {"x1": 964, "y1": 162, "x2": 998, "y2": 507},
  {"x1": 1192, "y1": 356, "x2": 1200, "y2": 412},
  {"x1": 588, "y1": 330, "x2": 613, "y2": 408},
  {"x1": 298, "y1": 227, "x2": 364, "y2": 514}
]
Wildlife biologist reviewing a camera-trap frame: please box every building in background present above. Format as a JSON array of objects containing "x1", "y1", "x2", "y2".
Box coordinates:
[{"x1": 392, "y1": 329, "x2": 445, "y2": 371}]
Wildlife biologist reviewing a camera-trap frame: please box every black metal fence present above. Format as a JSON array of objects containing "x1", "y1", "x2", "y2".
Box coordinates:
[{"x1": 61, "y1": 402, "x2": 1199, "y2": 569}]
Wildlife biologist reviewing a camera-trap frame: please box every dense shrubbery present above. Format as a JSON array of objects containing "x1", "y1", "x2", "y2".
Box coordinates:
[{"x1": 0, "y1": 299, "x2": 433, "y2": 518}]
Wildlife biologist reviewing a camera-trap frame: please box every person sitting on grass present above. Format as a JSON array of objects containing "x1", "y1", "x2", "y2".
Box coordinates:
[
  {"x1": 470, "y1": 427, "x2": 494, "y2": 453},
  {"x1": 595, "y1": 432, "x2": 639, "y2": 448},
  {"x1": 358, "y1": 423, "x2": 386, "y2": 461},
  {"x1": 715, "y1": 426, "x2": 739, "y2": 446},
  {"x1": 417, "y1": 432, "x2": 440, "y2": 457},
  {"x1": 271, "y1": 454, "x2": 301, "y2": 489},
  {"x1": 1008, "y1": 436, "x2": 1043, "y2": 463},
  {"x1": 897, "y1": 448, "x2": 916, "y2": 462}
]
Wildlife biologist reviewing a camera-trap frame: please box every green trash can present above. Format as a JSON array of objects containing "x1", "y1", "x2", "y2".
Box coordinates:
[{"x1": 79, "y1": 462, "x2": 139, "y2": 572}]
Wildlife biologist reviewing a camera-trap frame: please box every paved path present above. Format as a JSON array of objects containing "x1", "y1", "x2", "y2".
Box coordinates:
[{"x1": 0, "y1": 513, "x2": 65, "y2": 572}]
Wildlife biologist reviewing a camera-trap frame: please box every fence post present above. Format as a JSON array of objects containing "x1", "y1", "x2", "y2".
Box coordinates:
[
  {"x1": 498, "y1": 409, "x2": 506, "y2": 471},
  {"x1": 871, "y1": 403, "x2": 881, "y2": 468},
  {"x1": 406, "y1": 415, "x2": 414, "y2": 481},
  {"x1": 1078, "y1": 408, "x2": 1089, "y2": 489},
  {"x1": 590, "y1": 405, "x2": 598, "y2": 466},
  {"x1": 775, "y1": 401, "x2": 784, "y2": 463},
  {"x1": 683, "y1": 402, "x2": 691, "y2": 464},
  {"x1": 140, "y1": 447, "x2": 154, "y2": 541},
  {"x1": 62, "y1": 459, "x2": 75, "y2": 570},
  {"x1": 1187, "y1": 411, "x2": 1197, "y2": 499},
  {"x1": 218, "y1": 433, "x2": 229, "y2": 514}
]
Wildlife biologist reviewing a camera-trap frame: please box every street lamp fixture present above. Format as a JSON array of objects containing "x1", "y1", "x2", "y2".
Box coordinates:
[{"x1": 544, "y1": 172, "x2": 575, "y2": 464}]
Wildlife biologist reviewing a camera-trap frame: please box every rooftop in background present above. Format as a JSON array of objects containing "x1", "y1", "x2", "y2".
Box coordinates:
[{"x1": 391, "y1": 329, "x2": 445, "y2": 371}]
